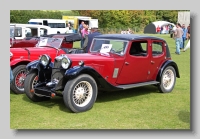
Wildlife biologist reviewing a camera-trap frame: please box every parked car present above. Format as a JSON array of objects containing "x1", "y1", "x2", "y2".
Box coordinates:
[
  {"x1": 10, "y1": 23, "x2": 52, "y2": 48},
  {"x1": 24, "y1": 34, "x2": 180, "y2": 113},
  {"x1": 10, "y1": 33, "x2": 83, "y2": 94}
]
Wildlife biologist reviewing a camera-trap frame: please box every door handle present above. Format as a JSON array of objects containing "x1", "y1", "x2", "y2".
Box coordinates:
[
  {"x1": 151, "y1": 61, "x2": 155, "y2": 64},
  {"x1": 125, "y1": 62, "x2": 129, "y2": 65}
]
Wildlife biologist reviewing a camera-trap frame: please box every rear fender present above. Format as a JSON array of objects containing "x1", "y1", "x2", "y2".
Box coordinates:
[{"x1": 156, "y1": 60, "x2": 180, "y2": 82}]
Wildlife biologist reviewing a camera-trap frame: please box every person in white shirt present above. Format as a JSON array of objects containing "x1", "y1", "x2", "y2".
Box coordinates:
[
  {"x1": 172, "y1": 26, "x2": 177, "y2": 32},
  {"x1": 66, "y1": 23, "x2": 73, "y2": 33},
  {"x1": 126, "y1": 30, "x2": 130, "y2": 34}
]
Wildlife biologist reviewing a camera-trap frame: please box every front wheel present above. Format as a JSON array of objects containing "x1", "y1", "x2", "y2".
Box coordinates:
[
  {"x1": 158, "y1": 66, "x2": 176, "y2": 93},
  {"x1": 24, "y1": 72, "x2": 50, "y2": 102},
  {"x1": 63, "y1": 74, "x2": 98, "y2": 113}
]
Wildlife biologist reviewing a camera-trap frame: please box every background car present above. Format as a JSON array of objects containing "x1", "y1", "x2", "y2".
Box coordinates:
[
  {"x1": 10, "y1": 33, "x2": 83, "y2": 94},
  {"x1": 24, "y1": 34, "x2": 180, "y2": 113}
]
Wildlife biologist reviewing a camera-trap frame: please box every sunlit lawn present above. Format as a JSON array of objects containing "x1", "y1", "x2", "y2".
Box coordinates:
[{"x1": 10, "y1": 34, "x2": 190, "y2": 129}]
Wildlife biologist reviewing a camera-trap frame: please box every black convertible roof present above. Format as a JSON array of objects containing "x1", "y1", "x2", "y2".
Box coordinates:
[
  {"x1": 41, "y1": 33, "x2": 81, "y2": 42},
  {"x1": 94, "y1": 34, "x2": 165, "y2": 41}
]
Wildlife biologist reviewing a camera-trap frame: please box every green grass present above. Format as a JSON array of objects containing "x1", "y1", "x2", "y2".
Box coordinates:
[{"x1": 10, "y1": 34, "x2": 190, "y2": 129}]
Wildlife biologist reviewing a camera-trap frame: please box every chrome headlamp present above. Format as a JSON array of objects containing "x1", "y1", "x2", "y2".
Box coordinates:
[
  {"x1": 39, "y1": 54, "x2": 51, "y2": 66},
  {"x1": 61, "y1": 56, "x2": 71, "y2": 69}
]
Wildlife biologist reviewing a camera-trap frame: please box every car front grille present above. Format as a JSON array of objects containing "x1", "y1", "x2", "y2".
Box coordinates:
[{"x1": 51, "y1": 59, "x2": 65, "y2": 81}]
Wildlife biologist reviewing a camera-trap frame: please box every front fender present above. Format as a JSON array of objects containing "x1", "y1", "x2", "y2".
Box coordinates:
[
  {"x1": 65, "y1": 66, "x2": 97, "y2": 79},
  {"x1": 26, "y1": 60, "x2": 54, "y2": 72},
  {"x1": 26, "y1": 60, "x2": 54, "y2": 82},
  {"x1": 156, "y1": 60, "x2": 180, "y2": 82},
  {"x1": 65, "y1": 66, "x2": 122, "y2": 91},
  {"x1": 10, "y1": 58, "x2": 31, "y2": 67},
  {"x1": 26, "y1": 60, "x2": 40, "y2": 72}
]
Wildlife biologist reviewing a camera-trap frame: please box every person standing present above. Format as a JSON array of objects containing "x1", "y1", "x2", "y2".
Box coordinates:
[
  {"x1": 187, "y1": 24, "x2": 190, "y2": 40},
  {"x1": 180, "y1": 24, "x2": 188, "y2": 49},
  {"x1": 79, "y1": 21, "x2": 85, "y2": 48},
  {"x1": 183, "y1": 24, "x2": 191, "y2": 52},
  {"x1": 160, "y1": 26, "x2": 163, "y2": 34},
  {"x1": 174, "y1": 23, "x2": 183, "y2": 55},
  {"x1": 166, "y1": 25, "x2": 169, "y2": 34},
  {"x1": 169, "y1": 24, "x2": 173, "y2": 38},
  {"x1": 81, "y1": 24, "x2": 89, "y2": 46},
  {"x1": 156, "y1": 25, "x2": 161, "y2": 34},
  {"x1": 83, "y1": 27, "x2": 102, "y2": 53},
  {"x1": 66, "y1": 23, "x2": 74, "y2": 33}
]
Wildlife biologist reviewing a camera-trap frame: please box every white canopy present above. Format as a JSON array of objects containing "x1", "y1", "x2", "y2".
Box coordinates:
[{"x1": 152, "y1": 21, "x2": 175, "y2": 28}]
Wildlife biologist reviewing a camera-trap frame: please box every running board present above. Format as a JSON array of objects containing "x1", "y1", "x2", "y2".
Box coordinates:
[{"x1": 116, "y1": 81, "x2": 160, "y2": 89}]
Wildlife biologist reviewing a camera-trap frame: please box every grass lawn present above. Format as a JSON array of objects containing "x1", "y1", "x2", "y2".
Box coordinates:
[{"x1": 10, "y1": 34, "x2": 190, "y2": 129}]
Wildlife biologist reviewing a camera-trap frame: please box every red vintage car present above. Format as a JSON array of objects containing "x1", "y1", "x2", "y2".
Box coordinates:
[
  {"x1": 24, "y1": 34, "x2": 180, "y2": 113},
  {"x1": 10, "y1": 33, "x2": 83, "y2": 94}
]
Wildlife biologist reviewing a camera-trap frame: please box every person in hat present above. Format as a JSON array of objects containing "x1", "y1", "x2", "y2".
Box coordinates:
[{"x1": 83, "y1": 26, "x2": 102, "y2": 53}]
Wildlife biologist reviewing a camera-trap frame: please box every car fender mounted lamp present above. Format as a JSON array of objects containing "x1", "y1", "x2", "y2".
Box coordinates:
[{"x1": 79, "y1": 60, "x2": 84, "y2": 66}]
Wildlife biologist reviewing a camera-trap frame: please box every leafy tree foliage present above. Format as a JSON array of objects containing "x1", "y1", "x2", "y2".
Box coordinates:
[
  {"x1": 10, "y1": 10, "x2": 189, "y2": 29},
  {"x1": 10, "y1": 10, "x2": 63, "y2": 23},
  {"x1": 72, "y1": 10, "x2": 185, "y2": 28}
]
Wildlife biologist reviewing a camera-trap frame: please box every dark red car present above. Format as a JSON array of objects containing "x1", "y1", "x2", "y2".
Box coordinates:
[
  {"x1": 10, "y1": 34, "x2": 64, "y2": 48},
  {"x1": 24, "y1": 34, "x2": 180, "y2": 113},
  {"x1": 10, "y1": 33, "x2": 83, "y2": 94}
]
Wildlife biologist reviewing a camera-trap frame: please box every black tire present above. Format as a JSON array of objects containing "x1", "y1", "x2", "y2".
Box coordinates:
[
  {"x1": 63, "y1": 74, "x2": 98, "y2": 113},
  {"x1": 24, "y1": 72, "x2": 50, "y2": 102},
  {"x1": 158, "y1": 66, "x2": 176, "y2": 93},
  {"x1": 10, "y1": 65, "x2": 27, "y2": 94}
]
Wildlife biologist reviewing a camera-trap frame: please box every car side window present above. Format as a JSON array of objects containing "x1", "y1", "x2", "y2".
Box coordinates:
[
  {"x1": 109, "y1": 40, "x2": 127, "y2": 55},
  {"x1": 152, "y1": 41, "x2": 163, "y2": 56},
  {"x1": 40, "y1": 28, "x2": 48, "y2": 36},
  {"x1": 14, "y1": 27, "x2": 22, "y2": 37},
  {"x1": 129, "y1": 41, "x2": 148, "y2": 56}
]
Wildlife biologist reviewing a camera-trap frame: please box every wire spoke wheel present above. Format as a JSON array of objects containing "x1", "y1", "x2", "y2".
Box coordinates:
[
  {"x1": 63, "y1": 74, "x2": 98, "y2": 113},
  {"x1": 158, "y1": 66, "x2": 176, "y2": 93},
  {"x1": 162, "y1": 69, "x2": 175, "y2": 90},
  {"x1": 15, "y1": 69, "x2": 27, "y2": 92},
  {"x1": 73, "y1": 81, "x2": 93, "y2": 107}
]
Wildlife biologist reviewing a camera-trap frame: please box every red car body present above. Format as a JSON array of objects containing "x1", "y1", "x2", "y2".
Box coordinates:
[
  {"x1": 10, "y1": 33, "x2": 82, "y2": 94},
  {"x1": 10, "y1": 37, "x2": 38, "y2": 48}
]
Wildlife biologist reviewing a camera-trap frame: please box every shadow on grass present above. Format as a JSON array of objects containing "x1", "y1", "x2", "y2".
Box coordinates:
[
  {"x1": 96, "y1": 85, "x2": 160, "y2": 103},
  {"x1": 178, "y1": 110, "x2": 190, "y2": 123},
  {"x1": 21, "y1": 85, "x2": 160, "y2": 113},
  {"x1": 22, "y1": 95, "x2": 71, "y2": 113}
]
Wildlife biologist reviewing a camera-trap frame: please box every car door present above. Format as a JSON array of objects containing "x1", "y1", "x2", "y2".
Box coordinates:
[
  {"x1": 148, "y1": 40, "x2": 166, "y2": 80},
  {"x1": 116, "y1": 40, "x2": 151, "y2": 84}
]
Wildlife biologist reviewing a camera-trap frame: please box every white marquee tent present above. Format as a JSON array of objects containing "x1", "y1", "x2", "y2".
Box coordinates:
[{"x1": 144, "y1": 21, "x2": 176, "y2": 34}]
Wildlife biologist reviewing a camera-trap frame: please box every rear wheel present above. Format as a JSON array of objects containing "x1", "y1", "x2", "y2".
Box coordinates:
[
  {"x1": 24, "y1": 72, "x2": 50, "y2": 102},
  {"x1": 10, "y1": 65, "x2": 27, "y2": 94},
  {"x1": 63, "y1": 74, "x2": 98, "y2": 113},
  {"x1": 158, "y1": 66, "x2": 176, "y2": 93}
]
